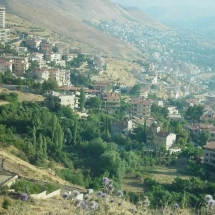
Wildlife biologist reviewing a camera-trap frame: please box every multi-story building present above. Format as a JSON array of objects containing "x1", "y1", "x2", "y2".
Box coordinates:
[
  {"x1": 0, "y1": 7, "x2": 10, "y2": 44},
  {"x1": 48, "y1": 69, "x2": 71, "y2": 87},
  {"x1": 55, "y1": 43, "x2": 69, "y2": 55},
  {"x1": 25, "y1": 37, "x2": 41, "y2": 49},
  {"x1": 111, "y1": 118, "x2": 133, "y2": 138},
  {"x1": 34, "y1": 68, "x2": 49, "y2": 81},
  {"x1": 13, "y1": 59, "x2": 29, "y2": 76},
  {"x1": 64, "y1": 53, "x2": 77, "y2": 61},
  {"x1": 0, "y1": 7, "x2": 5, "y2": 28},
  {"x1": 102, "y1": 93, "x2": 120, "y2": 113},
  {"x1": 188, "y1": 123, "x2": 215, "y2": 142},
  {"x1": 203, "y1": 142, "x2": 215, "y2": 167},
  {"x1": 147, "y1": 122, "x2": 176, "y2": 150},
  {"x1": 45, "y1": 53, "x2": 62, "y2": 62},
  {"x1": 46, "y1": 91, "x2": 79, "y2": 110},
  {"x1": 139, "y1": 88, "x2": 149, "y2": 99},
  {"x1": 93, "y1": 56, "x2": 105, "y2": 71},
  {"x1": 30, "y1": 52, "x2": 44, "y2": 61},
  {"x1": 40, "y1": 40, "x2": 54, "y2": 54},
  {"x1": 0, "y1": 59, "x2": 12, "y2": 74},
  {"x1": 131, "y1": 98, "x2": 151, "y2": 117},
  {"x1": 94, "y1": 82, "x2": 109, "y2": 93}
]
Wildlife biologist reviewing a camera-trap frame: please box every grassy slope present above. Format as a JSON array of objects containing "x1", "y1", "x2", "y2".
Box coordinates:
[{"x1": 123, "y1": 167, "x2": 190, "y2": 193}]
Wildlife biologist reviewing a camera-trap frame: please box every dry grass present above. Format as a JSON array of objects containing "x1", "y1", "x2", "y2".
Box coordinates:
[
  {"x1": 102, "y1": 58, "x2": 139, "y2": 86},
  {"x1": 0, "y1": 87, "x2": 44, "y2": 102},
  {"x1": 0, "y1": 148, "x2": 82, "y2": 190},
  {"x1": 123, "y1": 167, "x2": 191, "y2": 192}
]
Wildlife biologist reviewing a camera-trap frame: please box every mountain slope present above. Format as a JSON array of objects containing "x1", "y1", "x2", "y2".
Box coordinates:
[
  {"x1": 4, "y1": 0, "x2": 166, "y2": 58},
  {"x1": 145, "y1": 6, "x2": 215, "y2": 29}
]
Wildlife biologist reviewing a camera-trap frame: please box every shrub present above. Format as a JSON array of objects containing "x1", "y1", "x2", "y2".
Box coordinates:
[{"x1": 2, "y1": 198, "x2": 12, "y2": 209}]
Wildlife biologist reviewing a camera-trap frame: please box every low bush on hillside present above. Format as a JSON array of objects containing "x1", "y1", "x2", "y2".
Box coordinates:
[{"x1": 11, "y1": 179, "x2": 60, "y2": 194}]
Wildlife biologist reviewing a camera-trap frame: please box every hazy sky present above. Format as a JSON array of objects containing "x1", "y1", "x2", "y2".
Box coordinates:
[{"x1": 112, "y1": 0, "x2": 215, "y2": 8}]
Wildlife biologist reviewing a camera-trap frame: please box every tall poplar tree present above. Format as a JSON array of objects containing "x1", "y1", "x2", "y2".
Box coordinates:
[{"x1": 80, "y1": 88, "x2": 85, "y2": 112}]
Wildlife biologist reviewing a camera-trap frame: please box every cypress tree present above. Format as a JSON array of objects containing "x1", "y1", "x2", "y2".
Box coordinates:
[
  {"x1": 32, "y1": 126, "x2": 37, "y2": 150},
  {"x1": 80, "y1": 88, "x2": 85, "y2": 112},
  {"x1": 43, "y1": 136, "x2": 47, "y2": 157},
  {"x1": 38, "y1": 134, "x2": 43, "y2": 152},
  {"x1": 73, "y1": 116, "x2": 78, "y2": 144}
]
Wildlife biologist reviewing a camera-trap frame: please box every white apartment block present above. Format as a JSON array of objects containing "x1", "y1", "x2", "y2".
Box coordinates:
[
  {"x1": 49, "y1": 91, "x2": 79, "y2": 110},
  {"x1": 34, "y1": 68, "x2": 49, "y2": 81},
  {"x1": 156, "y1": 131, "x2": 176, "y2": 150},
  {"x1": 48, "y1": 69, "x2": 71, "y2": 87},
  {"x1": 139, "y1": 88, "x2": 149, "y2": 99},
  {"x1": 204, "y1": 142, "x2": 215, "y2": 167},
  {"x1": 0, "y1": 59, "x2": 12, "y2": 74},
  {"x1": 132, "y1": 98, "x2": 151, "y2": 117},
  {"x1": 30, "y1": 52, "x2": 44, "y2": 61},
  {"x1": 0, "y1": 28, "x2": 10, "y2": 44},
  {"x1": 147, "y1": 122, "x2": 177, "y2": 150},
  {"x1": 0, "y1": 7, "x2": 10, "y2": 44},
  {"x1": 0, "y1": 7, "x2": 5, "y2": 28}
]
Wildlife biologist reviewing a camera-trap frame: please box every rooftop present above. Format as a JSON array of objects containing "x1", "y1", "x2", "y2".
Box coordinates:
[
  {"x1": 204, "y1": 142, "x2": 215, "y2": 150},
  {"x1": 157, "y1": 131, "x2": 171, "y2": 137},
  {"x1": 132, "y1": 98, "x2": 151, "y2": 105}
]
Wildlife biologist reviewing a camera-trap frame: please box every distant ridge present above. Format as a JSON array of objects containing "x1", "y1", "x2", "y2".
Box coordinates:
[{"x1": 3, "y1": 0, "x2": 167, "y2": 58}]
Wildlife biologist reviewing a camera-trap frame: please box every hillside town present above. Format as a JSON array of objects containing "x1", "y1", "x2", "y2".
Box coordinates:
[
  {"x1": 1, "y1": 5, "x2": 215, "y2": 214},
  {"x1": 0, "y1": 6, "x2": 214, "y2": 160}
]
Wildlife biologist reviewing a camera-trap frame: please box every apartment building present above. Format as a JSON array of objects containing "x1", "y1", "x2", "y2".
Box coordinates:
[
  {"x1": 40, "y1": 41, "x2": 53, "y2": 54},
  {"x1": 0, "y1": 59, "x2": 12, "y2": 74},
  {"x1": 203, "y1": 142, "x2": 215, "y2": 167},
  {"x1": 131, "y1": 98, "x2": 151, "y2": 117},
  {"x1": 45, "y1": 53, "x2": 62, "y2": 62},
  {"x1": 0, "y1": 28, "x2": 10, "y2": 44},
  {"x1": 49, "y1": 69, "x2": 71, "y2": 87},
  {"x1": 0, "y1": 7, "x2": 5, "y2": 28},
  {"x1": 55, "y1": 43, "x2": 69, "y2": 55},
  {"x1": 139, "y1": 88, "x2": 149, "y2": 98},
  {"x1": 25, "y1": 37, "x2": 41, "y2": 49},
  {"x1": 34, "y1": 68, "x2": 49, "y2": 81},
  {"x1": 13, "y1": 59, "x2": 29, "y2": 76},
  {"x1": 111, "y1": 118, "x2": 133, "y2": 138},
  {"x1": 30, "y1": 52, "x2": 44, "y2": 61},
  {"x1": 94, "y1": 82, "x2": 109, "y2": 92},
  {"x1": 102, "y1": 93, "x2": 120, "y2": 113},
  {"x1": 156, "y1": 131, "x2": 177, "y2": 150},
  {"x1": 46, "y1": 91, "x2": 79, "y2": 110},
  {"x1": 93, "y1": 56, "x2": 105, "y2": 71},
  {"x1": 188, "y1": 123, "x2": 215, "y2": 142},
  {"x1": 147, "y1": 122, "x2": 176, "y2": 150},
  {"x1": 64, "y1": 53, "x2": 77, "y2": 61},
  {"x1": 0, "y1": 7, "x2": 10, "y2": 44}
]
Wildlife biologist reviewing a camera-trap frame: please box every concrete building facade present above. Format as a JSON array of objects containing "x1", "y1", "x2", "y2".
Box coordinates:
[{"x1": 204, "y1": 142, "x2": 215, "y2": 167}]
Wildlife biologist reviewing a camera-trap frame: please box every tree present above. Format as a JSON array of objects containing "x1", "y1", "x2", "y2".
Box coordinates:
[
  {"x1": 186, "y1": 105, "x2": 204, "y2": 122},
  {"x1": 199, "y1": 130, "x2": 211, "y2": 146},
  {"x1": 86, "y1": 97, "x2": 102, "y2": 109},
  {"x1": 80, "y1": 88, "x2": 85, "y2": 112},
  {"x1": 43, "y1": 136, "x2": 47, "y2": 157},
  {"x1": 42, "y1": 78, "x2": 59, "y2": 93},
  {"x1": 130, "y1": 84, "x2": 141, "y2": 96}
]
